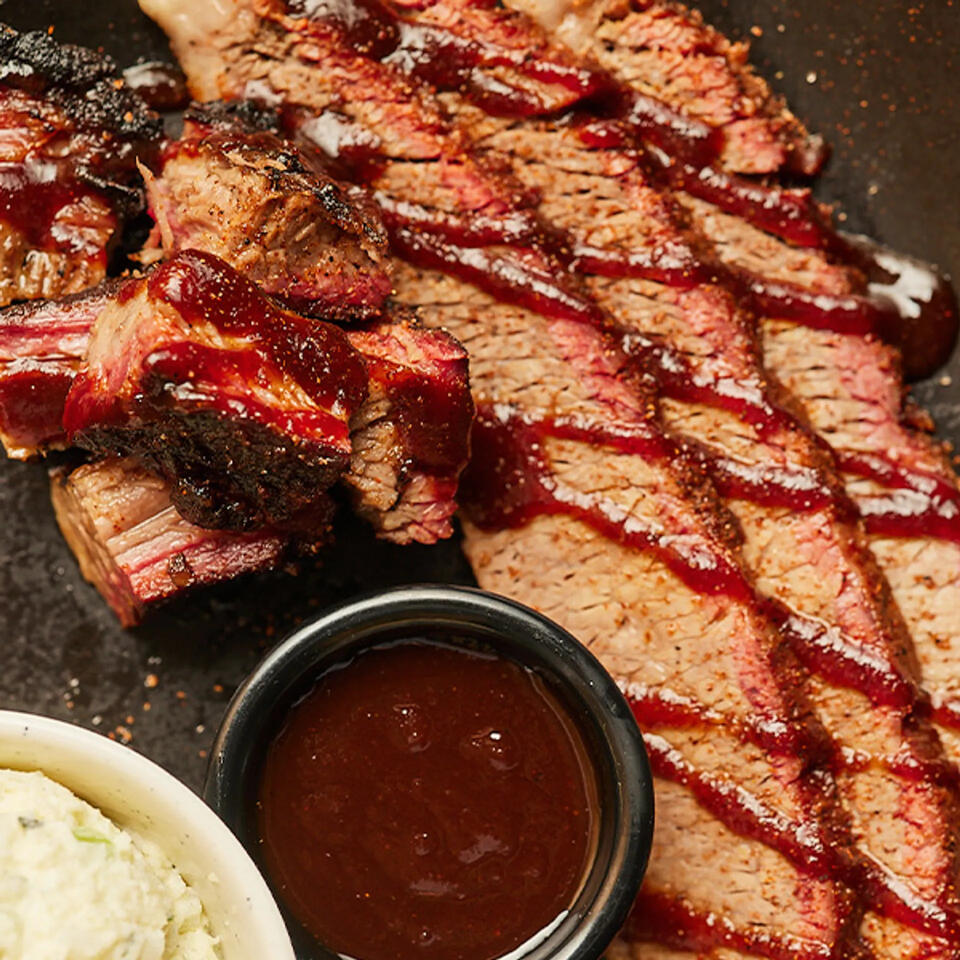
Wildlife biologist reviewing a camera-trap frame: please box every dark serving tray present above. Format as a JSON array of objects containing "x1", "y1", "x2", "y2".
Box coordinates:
[{"x1": 0, "y1": 0, "x2": 956, "y2": 792}]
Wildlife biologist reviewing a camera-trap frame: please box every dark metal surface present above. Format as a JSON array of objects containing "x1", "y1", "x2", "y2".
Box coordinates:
[{"x1": 0, "y1": 0, "x2": 956, "y2": 793}]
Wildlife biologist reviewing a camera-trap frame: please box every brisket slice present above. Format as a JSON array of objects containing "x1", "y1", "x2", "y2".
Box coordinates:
[
  {"x1": 501, "y1": 0, "x2": 824, "y2": 176},
  {"x1": 142, "y1": 102, "x2": 392, "y2": 318},
  {"x1": 730, "y1": 215, "x2": 960, "y2": 767},
  {"x1": 0, "y1": 25, "x2": 161, "y2": 306},
  {"x1": 141, "y1": 0, "x2": 865, "y2": 953},
  {"x1": 277, "y1": 0, "x2": 960, "y2": 954},
  {"x1": 50, "y1": 457, "x2": 289, "y2": 626},
  {"x1": 510, "y1": 0, "x2": 960, "y2": 905},
  {"x1": 62, "y1": 249, "x2": 369, "y2": 534},
  {"x1": 395, "y1": 263, "x2": 857, "y2": 959},
  {"x1": 0, "y1": 280, "x2": 121, "y2": 458},
  {"x1": 344, "y1": 315, "x2": 472, "y2": 544}
]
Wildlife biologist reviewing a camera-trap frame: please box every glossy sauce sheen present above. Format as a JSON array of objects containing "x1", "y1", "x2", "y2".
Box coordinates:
[
  {"x1": 273, "y1": 2, "x2": 960, "y2": 942},
  {"x1": 257, "y1": 640, "x2": 598, "y2": 960},
  {"x1": 147, "y1": 249, "x2": 369, "y2": 415},
  {"x1": 286, "y1": 0, "x2": 958, "y2": 377}
]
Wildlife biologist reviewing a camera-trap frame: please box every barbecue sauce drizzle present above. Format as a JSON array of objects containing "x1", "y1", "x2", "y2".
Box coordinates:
[
  {"x1": 274, "y1": 0, "x2": 960, "y2": 942},
  {"x1": 353, "y1": 0, "x2": 960, "y2": 547},
  {"x1": 0, "y1": 160, "x2": 114, "y2": 259}
]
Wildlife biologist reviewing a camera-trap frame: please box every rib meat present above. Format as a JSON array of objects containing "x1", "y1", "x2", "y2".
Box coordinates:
[
  {"x1": 140, "y1": 0, "x2": 871, "y2": 954},
  {"x1": 0, "y1": 25, "x2": 160, "y2": 305},
  {"x1": 143, "y1": 101, "x2": 391, "y2": 318},
  {"x1": 50, "y1": 457, "x2": 289, "y2": 626},
  {"x1": 62, "y1": 249, "x2": 370, "y2": 534}
]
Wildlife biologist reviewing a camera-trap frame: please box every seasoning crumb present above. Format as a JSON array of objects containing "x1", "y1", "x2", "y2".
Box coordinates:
[
  {"x1": 940, "y1": 375, "x2": 953, "y2": 387},
  {"x1": 195, "y1": 724, "x2": 206, "y2": 735},
  {"x1": 91, "y1": 715, "x2": 102, "y2": 727},
  {"x1": 806, "y1": 70, "x2": 818, "y2": 84},
  {"x1": 198, "y1": 750, "x2": 208, "y2": 759},
  {"x1": 144, "y1": 673, "x2": 159, "y2": 689},
  {"x1": 143, "y1": 702, "x2": 151, "y2": 711},
  {"x1": 749, "y1": 24, "x2": 762, "y2": 36},
  {"x1": 176, "y1": 690, "x2": 187, "y2": 701},
  {"x1": 212, "y1": 683, "x2": 224, "y2": 694}
]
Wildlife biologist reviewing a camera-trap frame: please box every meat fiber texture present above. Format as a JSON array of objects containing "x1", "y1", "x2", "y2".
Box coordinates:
[
  {"x1": 0, "y1": 114, "x2": 472, "y2": 552},
  {"x1": 344, "y1": 316, "x2": 473, "y2": 545},
  {"x1": 42, "y1": 304, "x2": 470, "y2": 620},
  {"x1": 504, "y1": 0, "x2": 825, "y2": 176},
  {"x1": 137, "y1": 0, "x2": 887, "y2": 955},
  {"x1": 143, "y1": 102, "x2": 392, "y2": 318},
  {"x1": 0, "y1": 25, "x2": 161, "y2": 306},
  {"x1": 50, "y1": 457, "x2": 289, "y2": 626},
  {"x1": 0, "y1": 280, "x2": 121, "y2": 458},
  {"x1": 0, "y1": 278, "x2": 471, "y2": 552},
  {"x1": 62, "y1": 248, "x2": 370, "y2": 535},
  {"x1": 443, "y1": 4, "x2": 960, "y2": 956},
  {"x1": 137, "y1": 0, "x2": 960, "y2": 956},
  {"x1": 368, "y1": 3, "x2": 960, "y2": 957}
]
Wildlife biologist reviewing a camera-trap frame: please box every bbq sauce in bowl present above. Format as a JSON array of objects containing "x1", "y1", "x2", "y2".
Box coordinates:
[{"x1": 256, "y1": 638, "x2": 598, "y2": 960}]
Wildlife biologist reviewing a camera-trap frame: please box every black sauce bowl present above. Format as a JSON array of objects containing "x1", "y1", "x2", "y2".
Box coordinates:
[{"x1": 205, "y1": 584, "x2": 654, "y2": 960}]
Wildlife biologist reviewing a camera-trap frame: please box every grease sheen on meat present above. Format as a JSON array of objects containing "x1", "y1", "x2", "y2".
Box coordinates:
[
  {"x1": 139, "y1": 0, "x2": 865, "y2": 955},
  {"x1": 0, "y1": 25, "x2": 160, "y2": 305},
  {"x1": 63, "y1": 249, "x2": 369, "y2": 534}
]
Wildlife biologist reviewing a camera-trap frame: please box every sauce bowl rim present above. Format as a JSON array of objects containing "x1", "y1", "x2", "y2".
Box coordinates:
[{"x1": 205, "y1": 583, "x2": 654, "y2": 960}]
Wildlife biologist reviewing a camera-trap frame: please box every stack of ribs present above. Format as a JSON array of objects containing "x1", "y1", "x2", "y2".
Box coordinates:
[
  {"x1": 136, "y1": 0, "x2": 960, "y2": 956},
  {"x1": 0, "y1": 31, "x2": 471, "y2": 624}
]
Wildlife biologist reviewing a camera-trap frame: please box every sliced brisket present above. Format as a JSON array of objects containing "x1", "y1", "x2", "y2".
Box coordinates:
[
  {"x1": 0, "y1": 25, "x2": 160, "y2": 305},
  {"x1": 143, "y1": 103, "x2": 391, "y2": 318},
  {"x1": 502, "y1": 0, "x2": 825, "y2": 176},
  {"x1": 503, "y1": 0, "x2": 960, "y2": 920},
  {"x1": 140, "y1": 0, "x2": 868, "y2": 954},
  {"x1": 62, "y1": 249, "x2": 370, "y2": 534},
  {"x1": 286, "y1": 0, "x2": 960, "y2": 954},
  {"x1": 51, "y1": 457, "x2": 289, "y2": 626}
]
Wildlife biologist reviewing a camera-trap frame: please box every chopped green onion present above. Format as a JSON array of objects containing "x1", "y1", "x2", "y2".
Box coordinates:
[{"x1": 72, "y1": 825, "x2": 112, "y2": 845}]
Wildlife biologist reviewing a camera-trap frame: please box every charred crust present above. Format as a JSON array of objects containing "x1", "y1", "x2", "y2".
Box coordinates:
[
  {"x1": 0, "y1": 24, "x2": 161, "y2": 142},
  {"x1": 74, "y1": 409, "x2": 349, "y2": 534},
  {"x1": 176, "y1": 105, "x2": 388, "y2": 252},
  {"x1": 184, "y1": 98, "x2": 282, "y2": 134}
]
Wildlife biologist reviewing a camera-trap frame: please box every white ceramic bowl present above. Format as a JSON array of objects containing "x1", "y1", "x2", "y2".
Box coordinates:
[{"x1": 0, "y1": 709, "x2": 295, "y2": 960}]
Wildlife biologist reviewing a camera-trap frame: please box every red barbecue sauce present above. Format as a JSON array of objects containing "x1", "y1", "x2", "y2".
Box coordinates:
[
  {"x1": 147, "y1": 249, "x2": 369, "y2": 416},
  {"x1": 257, "y1": 640, "x2": 598, "y2": 960}
]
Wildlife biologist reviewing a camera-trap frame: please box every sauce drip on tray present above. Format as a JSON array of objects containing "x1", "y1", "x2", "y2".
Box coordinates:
[{"x1": 257, "y1": 639, "x2": 598, "y2": 960}]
